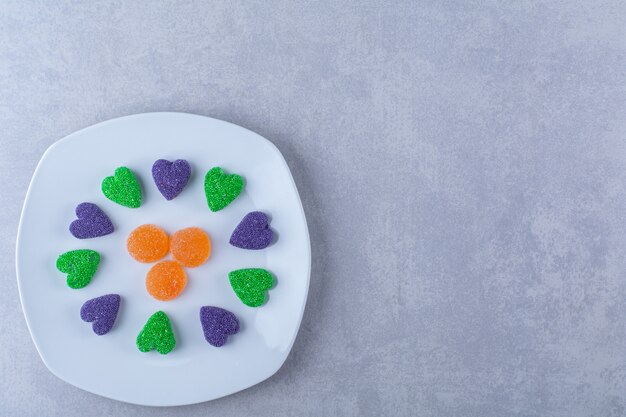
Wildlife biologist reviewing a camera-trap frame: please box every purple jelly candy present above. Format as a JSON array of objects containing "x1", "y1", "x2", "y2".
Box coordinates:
[
  {"x1": 229, "y1": 211, "x2": 273, "y2": 250},
  {"x1": 152, "y1": 159, "x2": 191, "y2": 200},
  {"x1": 69, "y1": 202, "x2": 114, "y2": 239},
  {"x1": 80, "y1": 294, "x2": 121, "y2": 335},
  {"x1": 199, "y1": 306, "x2": 239, "y2": 347}
]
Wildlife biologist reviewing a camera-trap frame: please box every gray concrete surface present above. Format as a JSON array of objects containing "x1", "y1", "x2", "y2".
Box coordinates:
[{"x1": 2, "y1": 1, "x2": 626, "y2": 416}]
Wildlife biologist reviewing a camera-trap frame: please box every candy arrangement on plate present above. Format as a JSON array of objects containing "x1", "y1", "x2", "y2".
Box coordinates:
[
  {"x1": 57, "y1": 160, "x2": 276, "y2": 353},
  {"x1": 16, "y1": 113, "x2": 310, "y2": 405}
]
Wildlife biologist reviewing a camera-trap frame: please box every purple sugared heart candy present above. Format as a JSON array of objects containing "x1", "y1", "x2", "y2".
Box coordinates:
[
  {"x1": 229, "y1": 211, "x2": 273, "y2": 250},
  {"x1": 80, "y1": 294, "x2": 121, "y2": 335},
  {"x1": 199, "y1": 306, "x2": 239, "y2": 347},
  {"x1": 152, "y1": 159, "x2": 191, "y2": 200},
  {"x1": 69, "y1": 202, "x2": 114, "y2": 239}
]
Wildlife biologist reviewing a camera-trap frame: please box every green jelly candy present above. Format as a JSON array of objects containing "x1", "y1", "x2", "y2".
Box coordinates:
[
  {"x1": 136, "y1": 311, "x2": 176, "y2": 355},
  {"x1": 228, "y1": 268, "x2": 274, "y2": 307},
  {"x1": 204, "y1": 167, "x2": 243, "y2": 212},
  {"x1": 102, "y1": 166, "x2": 142, "y2": 208},
  {"x1": 56, "y1": 249, "x2": 100, "y2": 289}
]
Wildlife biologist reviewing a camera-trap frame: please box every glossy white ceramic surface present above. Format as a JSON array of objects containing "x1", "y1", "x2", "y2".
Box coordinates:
[{"x1": 16, "y1": 112, "x2": 310, "y2": 406}]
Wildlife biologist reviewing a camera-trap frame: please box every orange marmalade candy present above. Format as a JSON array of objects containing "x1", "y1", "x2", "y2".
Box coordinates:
[
  {"x1": 145, "y1": 260, "x2": 187, "y2": 301},
  {"x1": 127, "y1": 224, "x2": 169, "y2": 263},
  {"x1": 170, "y1": 227, "x2": 211, "y2": 267}
]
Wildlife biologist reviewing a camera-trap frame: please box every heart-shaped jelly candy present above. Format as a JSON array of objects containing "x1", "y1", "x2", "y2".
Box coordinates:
[
  {"x1": 136, "y1": 311, "x2": 176, "y2": 354},
  {"x1": 80, "y1": 294, "x2": 121, "y2": 335},
  {"x1": 56, "y1": 249, "x2": 100, "y2": 289},
  {"x1": 199, "y1": 306, "x2": 239, "y2": 347},
  {"x1": 69, "y1": 202, "x2": 114, "y2": 239},
  {"x1": 204, "y1": 167, "x2": 243, "y2": 212},
  {"x1": 229, "y1": 211, "x2": 273, "y2": 250},
  {"x1": 102, "y1": 166, "x2": 142, "y2": 208},
  {"x1": 229, "y1": 268, "x2": 274, "y2": 307},
  {"x1": 152, "y1": 159, "x2": 191, "y2": 200}
]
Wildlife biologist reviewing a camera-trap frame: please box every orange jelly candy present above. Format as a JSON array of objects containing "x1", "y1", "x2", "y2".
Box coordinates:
[
  {"x1": 146, "y1": 260, "x2": 187, "y2": 301},
  {"x1": 170, "y1": 227, "x2": 211, "y2": 267},
  {"x1": 127, "y1": 224, "x2": 169, "y2": 263}
]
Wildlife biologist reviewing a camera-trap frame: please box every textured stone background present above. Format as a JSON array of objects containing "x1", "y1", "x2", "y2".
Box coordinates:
[{"x1": 2, "y1": 1, "x2": 626, "y2": 416}]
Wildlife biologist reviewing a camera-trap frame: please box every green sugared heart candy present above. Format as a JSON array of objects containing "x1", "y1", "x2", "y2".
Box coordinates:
[
  {"x1": 56, "y1": 249, "x2": 100, "y2": 289},
  {"x1": 102, "y1": 166, "x2": 142, "y2": 208},
  {"x1": 204, "y1": 167, "x2": 243, "y2": 212},
  {"x1": 229, "y1": 268, "x2": 274, "y2": 307},
  {"x1": 136, "y1": 311, "x2": 176, "y2": 355}
]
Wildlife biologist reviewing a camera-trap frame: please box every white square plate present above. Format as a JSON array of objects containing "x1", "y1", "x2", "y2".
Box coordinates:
[{"x1": 16, "y1": 112, "x2": 310, "y2": 406}]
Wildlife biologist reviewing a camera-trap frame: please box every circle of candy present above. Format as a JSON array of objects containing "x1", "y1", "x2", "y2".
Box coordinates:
[{"x1": 56, "y1": 160, "x2": 277, "y2": 354}]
